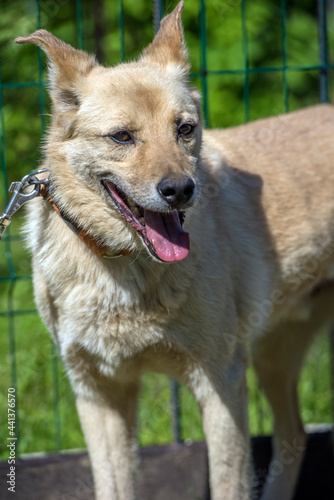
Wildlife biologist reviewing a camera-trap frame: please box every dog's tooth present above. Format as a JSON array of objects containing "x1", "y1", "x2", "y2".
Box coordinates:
[
  {"x1": 139, "y1": 216, "x2": 145, "y2": 225},
  {"x1": 132, "y1": 207, "x2": 140, "y2": 217},
  {"x1": 127, "y1": 197, "x2": 136, "y2": 207}
]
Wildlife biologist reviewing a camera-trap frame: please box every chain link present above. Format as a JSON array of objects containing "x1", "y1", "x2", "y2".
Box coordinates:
[{"x1": 0, "y1": 168, "x2": 48, "y2": 240}]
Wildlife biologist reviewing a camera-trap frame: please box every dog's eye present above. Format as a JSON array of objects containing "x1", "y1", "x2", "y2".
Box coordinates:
[
  {"x1": 178, "y1": 123, "x2": 194, "y2": 136},
  {"x1": 109, "y1": 130, "x2": 133, "y2": 144}
]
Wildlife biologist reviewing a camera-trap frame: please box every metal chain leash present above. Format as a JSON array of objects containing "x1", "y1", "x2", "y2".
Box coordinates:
[{"x1": 0, "y1": 169, "x2": 48, "y2": 240}]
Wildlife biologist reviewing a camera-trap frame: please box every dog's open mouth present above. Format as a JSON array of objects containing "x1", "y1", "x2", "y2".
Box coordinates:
[{"x1": 102, "y1": 181, "x2": 190, "y2": 262}]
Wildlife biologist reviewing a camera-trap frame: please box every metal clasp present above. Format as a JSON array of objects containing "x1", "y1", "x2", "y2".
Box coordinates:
[{"x1": 0, "y1": 168, "x2": 49, "y2": 240}]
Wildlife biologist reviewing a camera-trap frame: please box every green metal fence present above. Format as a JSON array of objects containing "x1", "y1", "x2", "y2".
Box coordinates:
[{"x1": 0, "y1": 0, "x2": 333, "y2": 460}]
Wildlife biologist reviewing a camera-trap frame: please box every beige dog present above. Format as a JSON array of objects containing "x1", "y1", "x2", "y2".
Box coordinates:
[{"x1": 15, "y1": 2, "x2": 334, "y2": 499}]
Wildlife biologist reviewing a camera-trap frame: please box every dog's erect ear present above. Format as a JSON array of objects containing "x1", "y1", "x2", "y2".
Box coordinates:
[
  {"x1": 140, "y1": 1, "x2": 189, "y2": 72},
  {"x1": 15, "y1": 30, "x2": 97, "y2": 110}
]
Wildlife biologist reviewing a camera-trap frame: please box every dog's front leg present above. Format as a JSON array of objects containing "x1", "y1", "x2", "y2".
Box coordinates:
[
  {"x1": 188, "y1": 352, "x2": 250, "y2": 500},
  {"x1": 75, "y1": 380, "x2": 139, "y2": 500}
]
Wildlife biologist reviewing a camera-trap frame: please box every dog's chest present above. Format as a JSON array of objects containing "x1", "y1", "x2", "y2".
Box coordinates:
[{"x1": 55, "y1": 260, "x2": 192, "y2": 372}]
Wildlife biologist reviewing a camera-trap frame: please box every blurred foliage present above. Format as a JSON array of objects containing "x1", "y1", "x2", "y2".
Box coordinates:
[{"x1": 0, "y1": 0, "x2": 333, "y2": 456}]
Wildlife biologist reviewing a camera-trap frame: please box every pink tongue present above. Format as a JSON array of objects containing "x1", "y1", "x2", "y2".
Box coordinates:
[{"x1": 144, "y1": 209, "x2": 190, "y2": 262}]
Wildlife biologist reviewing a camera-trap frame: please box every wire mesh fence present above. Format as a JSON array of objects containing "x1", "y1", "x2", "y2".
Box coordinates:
[{"x1": 0, "y1": 0, "x2": 333, "y2": 460}]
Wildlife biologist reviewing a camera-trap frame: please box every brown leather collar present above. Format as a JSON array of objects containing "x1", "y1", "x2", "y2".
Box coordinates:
[{"x1": 39, "y1": 184, "x2": 132, "y2": 259}]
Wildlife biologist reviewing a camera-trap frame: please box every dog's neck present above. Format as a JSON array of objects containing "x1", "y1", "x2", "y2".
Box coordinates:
[{"x1": 39, "y1": 183, "x2": 132, "y2": 259}]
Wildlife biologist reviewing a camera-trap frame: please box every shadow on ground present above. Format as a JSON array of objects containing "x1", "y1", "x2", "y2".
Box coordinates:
[{"x1": 0, "y1": 430, "x2": 333, "y2": 499}]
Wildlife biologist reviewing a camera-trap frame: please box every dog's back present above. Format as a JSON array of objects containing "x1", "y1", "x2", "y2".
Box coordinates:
[{"x1": 204, "y1": 104, "x2": 334, "y2": 309}]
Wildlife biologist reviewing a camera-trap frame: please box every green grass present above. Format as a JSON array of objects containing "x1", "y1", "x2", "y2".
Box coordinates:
[{"x1": 0, "y1": 228, "x2": 332, "y2": 460}]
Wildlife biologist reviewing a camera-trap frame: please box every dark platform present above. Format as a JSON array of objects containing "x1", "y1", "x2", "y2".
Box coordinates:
[{"x1": 0, "y1": 430, "x2": 333, "y2": 499}]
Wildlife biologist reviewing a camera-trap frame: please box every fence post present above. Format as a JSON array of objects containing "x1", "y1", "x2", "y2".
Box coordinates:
[
  {"x1": 317, "y1": 0, "x2": 329, "y2": 102},
  {"x1": 153, "y1": 0, "x2": 164, "y2": 34},
  {"x1": 152, "y1": 0, "x2": 182, "y2": 445},
  {"x1": 330, "y1": 327, "x2": 334, "y2": 429},
  {"x1": 280, "y1": 0, "x2": 289, "y2": 111},
  {"x1": 199, "y1": 0, "x2": 209, "y2": 127},
  {"x1": 170, "y1": 378, "x2": 182, "y2": 444},
  {"x1": 241, "y1": 0, "x2": 250, "y2": 123},
  {"x1": 318, "y1": 0, "x2": 333, "y2": 427},
  {"x1": 118, "y1": 0, "x2": 125, "y2": 61}
]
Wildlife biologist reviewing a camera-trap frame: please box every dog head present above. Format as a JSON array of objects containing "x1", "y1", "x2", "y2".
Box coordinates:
[{"x1": 15, "y1": 1, "x2": 202, "y2": 263}]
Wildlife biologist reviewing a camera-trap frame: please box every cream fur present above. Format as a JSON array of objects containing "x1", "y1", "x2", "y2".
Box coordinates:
[{"x1": 16, "y1": 2, "x2": 334, "y2": 499}]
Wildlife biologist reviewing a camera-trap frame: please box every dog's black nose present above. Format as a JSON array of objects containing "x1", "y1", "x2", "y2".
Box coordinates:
[{"x1": 158, "y1": 175, "x2": 195, "y2": 208}]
